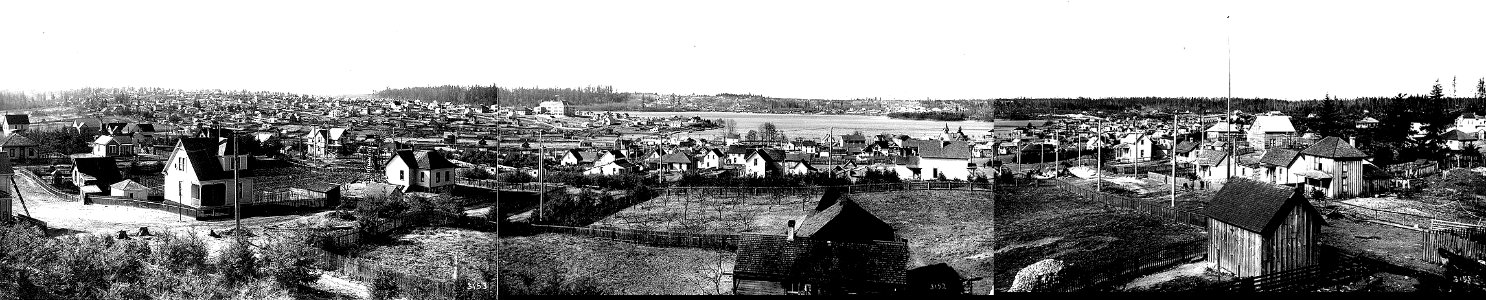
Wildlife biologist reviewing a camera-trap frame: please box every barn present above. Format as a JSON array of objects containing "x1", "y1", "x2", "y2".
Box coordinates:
[
  {"x1": 1204, "y1": 177, "x2": 1326, "y2": 277},
  {"x1": 732, "y1": 190, "x2": 910, "y2": 295}
]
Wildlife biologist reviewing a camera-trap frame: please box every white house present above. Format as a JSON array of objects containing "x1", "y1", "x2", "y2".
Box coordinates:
[
  {"x1": 900, "y1": 139, "x2": 972, "y2": 180},
  {"x1": 584, "y1": 159, "x2": 642, "y2": 176},
  {"x1": 92, "y1": 135, "x2": 136, "y2": 157},
  {"x1": 782, "y1": 161, "x2": 816, "y2": 176},
  {"x1": 304, "y1": 127, "x2": 348, "y2": 157},
  {"x1": 1246, "y1": 115, "x2": 1297, "y2": 149},
  {"x1": 699, "y1": 148, "x2": 725, "y2": 169},
  {"x1": 2, "y1": 114, "x2": 29, "y2": 136},
  {"x1": 743, "y1": 149, "x2": 785, "y2": 178},
  {"x1": 1256, "y1": 148, "x2": 1303, "y2": 186},
  {"x1": 537, "y1": 100, "x2": 575, "y2": 116},
  {"x1": 657, "y1": 151, "x2": 697, "y2": 172},
  {"x1": 163, "y1": 138, "x2": 255, "y2": 208},
  {"x1": 1292, "y1": 137, "x2": 1368, "y2": 199},
  {"x1": 1453, "y1": 113, "x2": 1486, "y2": 134},
  {"x1": 1196, "y1": 151, "x2": 1232, "y2": 182},
  {"x1": 109, "y1": 179, "x2": 152, "y2": 200},
  {"x1": 1117, "y1": 133, "x2": 1153, "y2": 163},
  {"x1": 1444, "y1": 129, "x2": 1479, "y2": 151},
  {"x1": 384, "y1": 149, "x2": 458, "y2": 193}
]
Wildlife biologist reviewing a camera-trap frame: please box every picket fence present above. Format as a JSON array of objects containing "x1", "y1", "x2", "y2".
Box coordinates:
[{"x1": 1049, "y1": 179, "x2": 1207, "y2": 228}]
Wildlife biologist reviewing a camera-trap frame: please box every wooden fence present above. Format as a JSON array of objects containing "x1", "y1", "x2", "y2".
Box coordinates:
[
  {"x1": 83, "y1": 194, "x2": 332, "y2": 220},
  {"x1": 1200, "y1": 246, "x2": 1378, "y2": 292},
  {"x1": 656, "y1": 182, "x2": 994, "y2": 197},
  {"x1": 311, "y1": 248, "x2": 477, "y2": 298},
  {"x1": 459, "y1": 179, "x2": 565, "y2": 192},
  {"x1": 85, "y1": 195, "x2": 203, "y2": 218},
  {"x1": 1050, "y1": 179, "x2": 1207, "y2": 228},
  {"x1": 1059, "y1": 240, "x2": 1207, "y2": 292},
  {"x1": 1330, "y1": 201, "x2": 1434, "y2": 229},
  {"x1": 1421, "y1": 227, "x2": 1486, "y2": 263},
  {"x1": 527, "y1": 224, "x2": 740, "y2": 251},
  {"x1": 13, "y1": 168, "x2": 71, "y2": 199}
]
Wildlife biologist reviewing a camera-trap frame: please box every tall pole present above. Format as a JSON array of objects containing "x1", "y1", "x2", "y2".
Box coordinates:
[
  {"x1": 1227, "y1": 15, "x2": 1235, "y2": 180},
  {"x1": 538, "y1": 132, "x2": 545, "y2": 222},
  {"x1": 233, "y1": 131, "x2": 241, "y2": 242},
  {"x1": 1097, "y1": 119, "x2": 1102, "y2": 193},
  {"x1": 1172, "y1": 113, "x2": 1178, "y2": 207}
]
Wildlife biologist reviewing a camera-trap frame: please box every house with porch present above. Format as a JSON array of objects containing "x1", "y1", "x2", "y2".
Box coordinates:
[
  {"x1": 163, "y1": 137, "x2": 255, "y2": 208},
  {"x1": 92, "y1": 135, "x2": 136, "y2": 157},
  {"x1": 0, "y1": 135, "x2": 39, "y2": 162},
  {"x1": 1292, "y1": 136, "x2": 1368, "y2": 199},
  {"x1": 304, "y1": 127, "x2": 349, "y2": 157}
]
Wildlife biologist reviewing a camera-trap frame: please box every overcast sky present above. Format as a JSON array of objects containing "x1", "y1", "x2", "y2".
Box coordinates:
[{"x1": 3, "y1": 1, "x2": 1485, "y2": 100}]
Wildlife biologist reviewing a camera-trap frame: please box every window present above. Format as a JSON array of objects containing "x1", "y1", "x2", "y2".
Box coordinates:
[
  {"x1": 178, "y1": 158, "x2": 184, "y2": 170},
  {"x1": 399, "y1": 170, "x2": 404, "y2": 180},
  {"x1": 1316, "y1": 162, "x2": 1322, "y2": 170}
]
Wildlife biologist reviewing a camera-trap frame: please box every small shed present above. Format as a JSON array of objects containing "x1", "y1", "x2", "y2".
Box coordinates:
[
  {"x1": 109, "y1": 179, "x2": 152, "y2": 200},
  {"x1": 1205, "y1": 178, "x2": 1327, "y2": 277},
  {"x1": 295, "y1": 183, "x2": 342, "y2": 207}
]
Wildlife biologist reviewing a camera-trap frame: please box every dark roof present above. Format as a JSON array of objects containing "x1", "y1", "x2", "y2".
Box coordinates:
[
  {"x1": 726, "y1": 145, "x2": 749, "y2": 155},
  {"x1": 125, "y1": 123, "x2": 156, "y2": 133},
  {"x1": 733, "y1": 233, "x2": 910, "y2": 286},
  {"x1": 1174, "y1": 141, "x2": 1198, "y2": 154},
  {"x1": 0, "y1": 135, "x2": 38, "y2": 147},
  {"x1": 184, "y1": 150, "x2": 233, "y2": 181},
  {"x1": 1363, "y1": 163, "x2": 1391, "y2": 180},
  {"x1": 784, "y1": 153, "x2": 813, "y2": 162},
  {"x1": 750, "y1": 149, "x2": 785, "y2": 162},
  {"x1": 414, "y1": 151, "x2": 456, "y2": 169},
  {"x1": 657, "y1": 151, "x2": 695, "y2": 164},
  {"x1": 841, "y1": 134, "x2": 867, "y2": 142},
  {"x1": 304, "y1": 183, "x2": 341, "y2": 193},
  {"x1": 3, "y1": 115, "x2": 29, "y2": 125},
  {"x1": 905, "y1": 139, "x2": 971, "y2": 159},
  {"x1": 1300, "y1": 136, "x2": 1369, "y2": 159},
  {"x1": 1204, "y1": 178, "x2": 1326, "y2": 234},
  {"x1": 795, "y1": 197, "x2": 897, "y2": 242},
  {"x1": 1445, "y1": 129, "x2": 1478, "y2": 141},
  {"x1": 1197, "y1": 151, "x2": 1228, "y2": 166},
  {"x1": 71, "y1": 156, "x2": 122, "y2": 184},
  {"x1": 1259, "y1": 148, "x2": 1301, "y2": 167}
]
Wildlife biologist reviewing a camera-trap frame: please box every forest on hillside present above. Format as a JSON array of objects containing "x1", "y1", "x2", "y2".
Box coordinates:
[{"x1": 489, "y1": 85, "x2": 629, "y2": 108}]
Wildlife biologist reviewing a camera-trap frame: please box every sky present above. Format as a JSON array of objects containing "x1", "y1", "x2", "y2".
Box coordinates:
[{"x1": 3, "y1": 1, "x2": 1486, "y2": 100}]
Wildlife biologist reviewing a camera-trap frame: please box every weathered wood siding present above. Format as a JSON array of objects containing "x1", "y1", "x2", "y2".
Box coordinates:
[
  {"x1": 1263, "y1": 205, "x2": 1318, "y2": 274},
  {"x1": 735, "y1": 279, "x2": 786, "y2": 295},
  {"x1": 1209, "y1": 219, "x2": 1263, "y2": 277}
]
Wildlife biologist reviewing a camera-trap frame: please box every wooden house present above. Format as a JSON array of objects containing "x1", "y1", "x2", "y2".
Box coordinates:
[
  {"x1": 2, "y1": 114, "x2": 29, "y2": 136},
  {"x1": 0, "y1": 135, "x2": 39, "y2": 162},
  {"x1": 92, "y1": 135, "x2": 136, "y2": 157},
  {"x1": 108, "y1": 179, "x2": 152, "y2": 200},
  {"x1": 1205, "y1": 178, "x2": 1325, "y2": 278},
  {"x1": 72, "y1": 156, "x2": 123, "y2": 195},
  {"x1": 163, "y1": 137, "x2": 255, "y2": 208},
  {"x1": 384, "y1": 149, "x2": 458, "y2": 193},
  {"x1": 733, "y1": 192, "x2": 909, "y2": 295}
]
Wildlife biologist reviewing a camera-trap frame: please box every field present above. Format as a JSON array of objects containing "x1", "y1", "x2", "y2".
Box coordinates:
[
  {"x1": 498, "y1": 233, "x2": 736, "y2": 295},
  {"x1": 1059, "y1": 176, "x2": 1220, "y2": 212},
  {"x1": 358, "y1": 227, "x2": 496, "y2": 282},
  {"x1": 994, "y1": 184, "x2": 1206, "y2": 292},
  {"x1": 588, "y1": 192, "x2": 816, "y2": 234}
]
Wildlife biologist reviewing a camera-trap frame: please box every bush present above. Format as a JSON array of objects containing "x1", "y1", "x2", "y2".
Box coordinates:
[
  {"x1": 216, "y1": 239, "x2": 259, "y2": 286},
  {"x1": 151, "y1": 231, "x2": 208, "y2": 272},
  {"x1": 370, "y1": 270, "x2": 401, "y2": 300},
  {"x1": 262, "y1": 234, "x2": 322, "y2": 286}
]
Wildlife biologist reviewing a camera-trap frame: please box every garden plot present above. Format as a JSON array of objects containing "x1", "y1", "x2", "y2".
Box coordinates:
[
  {"x1": 359, "y1": 227, "x2": 496, "y2": 283},
  {"x1": 499, "y1": 233, "x2": 735, "y2": 295}
]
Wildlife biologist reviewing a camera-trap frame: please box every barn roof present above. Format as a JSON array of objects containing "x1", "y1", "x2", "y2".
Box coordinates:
[
  {"x1": 795, "y1": 197, "x2": 897, "y2": 242},
  {"x1": 1299, "y1": 137, "x2": 1369, "y2": 159},
  {"x1": 1204, "y1": 178, "x2": 1325, "y2": 234},
  {"x1": 71, "y1": 156, "x2": 122, "y2": 184},
  {"x1": 733, "y1": 233, "x2": 909, "y2": 286}
]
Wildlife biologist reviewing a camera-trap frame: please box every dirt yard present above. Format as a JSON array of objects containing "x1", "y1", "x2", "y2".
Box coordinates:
[
  {"x1": 589, "y1": 193, "x2": 817, "y2": 235},
  {"x1": 994, "y1": 184, "x2": 1206, "y2": 292},
  {"x1": 850, "y1": 190, "x2": 995, "y2": 295},
  {"x1": 1060, "y1": 176, "x2": 1218, "y2": 212},
  {"x1": 498, "y1": 233, "x2": 736, "y2": 295}
]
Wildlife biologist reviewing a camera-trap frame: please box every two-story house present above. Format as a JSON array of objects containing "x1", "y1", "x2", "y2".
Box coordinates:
[
  {"x1": 304, "y1": 127, "x2": 348, "y2": 157},
  {"x1": 163, "y1": 137, "x2": 255, "y2": 209},
  {"x1": 2, "y1": 114, "x2": 28, "y2": 136},
  {"x1": 92, "y1": 135, "x2": 136, "y2": 157},
  {"x1": 1292, "y1": 137, "x2": 1368, "y2": 199},
  {"x1": 1117, "y1": 133, "x2": 1153, "y2": 163}
]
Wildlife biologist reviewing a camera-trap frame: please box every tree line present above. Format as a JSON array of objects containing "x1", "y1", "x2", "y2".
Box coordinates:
[
  {"x1": 490, "y1": 85, "x2": 628, "y2": 108},
  {"x1": 374, "y1": 84, "x2": 500, "y2": 106}
]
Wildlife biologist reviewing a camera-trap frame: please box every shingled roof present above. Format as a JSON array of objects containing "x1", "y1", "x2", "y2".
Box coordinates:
[
  {"x1": 657, "y1": 151, "x2": 695, "y2": 164},
  {"x1": 1197, "y1": 151, "x2": 1228, "y2": 166},
  {"x1": 1445, "y1": 129, "x2": 1478, "y2": 141},
  {"x1": 1299, "y1": 136, "x2": 1369, "y2": 159},
  {"x1": 1174, "y1": 140, "x2": 1198, "y2": 154},
  {"x1": 3, "y1": 114, "x2": 29, "y2": 125},
  {"x1": 905, "y1": 139, "x2": 971, "y2": 159},
  {"x1": 1259, "y1": 148, "x2": 1301, "y2": 167},
  {"x1": 1204, "y1": 178, "x2": 1326, "y2": 234},
  {"x1": 390, "y1": 149, "x2": 456, "y2": 170},
  {"x1": 734, "y1": 233, "x2": 910, "y2": 287},
  {"x1": 71, "y1": 156, "x2": 122, "y2": 185},
  {"x1": 795, "y1": 197, "x2": 897, "y2": 242},
  {"x1": 0, "y1": 134, "x2": 38, "y2": 147}
]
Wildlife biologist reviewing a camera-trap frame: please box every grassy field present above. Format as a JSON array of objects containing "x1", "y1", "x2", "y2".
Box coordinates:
[
  {"x1": 994, "y1": 184, "x2": 1206, "y2": 292},
  {"x1": 498, "y1": 233, "x2": 736, "y2": 295},
  {"x1": 358, "y1": 227, "x2": 496, "y2": 282}
]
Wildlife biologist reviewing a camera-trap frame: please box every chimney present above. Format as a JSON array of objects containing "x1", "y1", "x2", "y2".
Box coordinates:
[
  {"x1": 786, "y1": 220, "x2": 796, "y2": 241},
  {"x1": 1349, "y1": 136, "x2": 1356, "y2": 148}
]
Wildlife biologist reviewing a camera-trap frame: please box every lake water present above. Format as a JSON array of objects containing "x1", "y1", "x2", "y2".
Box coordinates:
[
  {"x1": 618, "y1": 111, "x2": 995, "y2": 141},
  {"x1": 992, "y1": 120, "x2": 1050, "y2": 132}
]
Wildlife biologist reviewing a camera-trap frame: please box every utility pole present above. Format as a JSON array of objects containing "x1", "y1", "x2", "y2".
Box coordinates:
[
  {"x1": 233, "y1": 129, "x2": 242, "y2": 243},
  {"x1": 1172, "y1": 113, "x2": 1178, "y2": 208},
  {"x1": 1227, "y1": 15, "x2": 1235, "y2": 180},
  {"x1": 1097, "y1": 118, "x2": 1102, "y2": 193},
  {"x1": 538, "y1": 131, "x2": 545, "y2": 223}
]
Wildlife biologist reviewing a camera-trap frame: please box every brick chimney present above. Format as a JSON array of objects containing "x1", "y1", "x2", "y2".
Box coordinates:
[{"x1": 786, "y1": 220, "x2": 796, "y2": 241}]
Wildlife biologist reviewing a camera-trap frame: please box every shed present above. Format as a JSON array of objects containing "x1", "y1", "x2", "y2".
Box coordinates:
[
  {"x1": 291, "y1": 183, "x2": 342, "y2": 207},
  {"x1": 1204, "y1": 178, "x2": 1326, "y2": 277},
  {"x1": 109, "y1": 179, "x2": 152, "y2": 200}
]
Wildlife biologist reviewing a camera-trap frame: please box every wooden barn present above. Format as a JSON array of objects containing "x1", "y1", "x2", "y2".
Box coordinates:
[
  {"x1": 1204, "y1": 177, "x2": 1326, "y2": 277},
  {"x1": 732, "y1": 191, "x2": 910, "y2": 295}
]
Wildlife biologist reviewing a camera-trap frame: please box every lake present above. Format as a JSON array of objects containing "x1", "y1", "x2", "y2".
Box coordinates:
[{"x1": 617, "y1": 111, "x2": 995, "y2": 141}]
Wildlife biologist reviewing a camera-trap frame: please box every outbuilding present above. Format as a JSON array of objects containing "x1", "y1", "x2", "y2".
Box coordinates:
[{"x1": 1205, "y1": 178, "x2": 1326, "y2": 277}]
